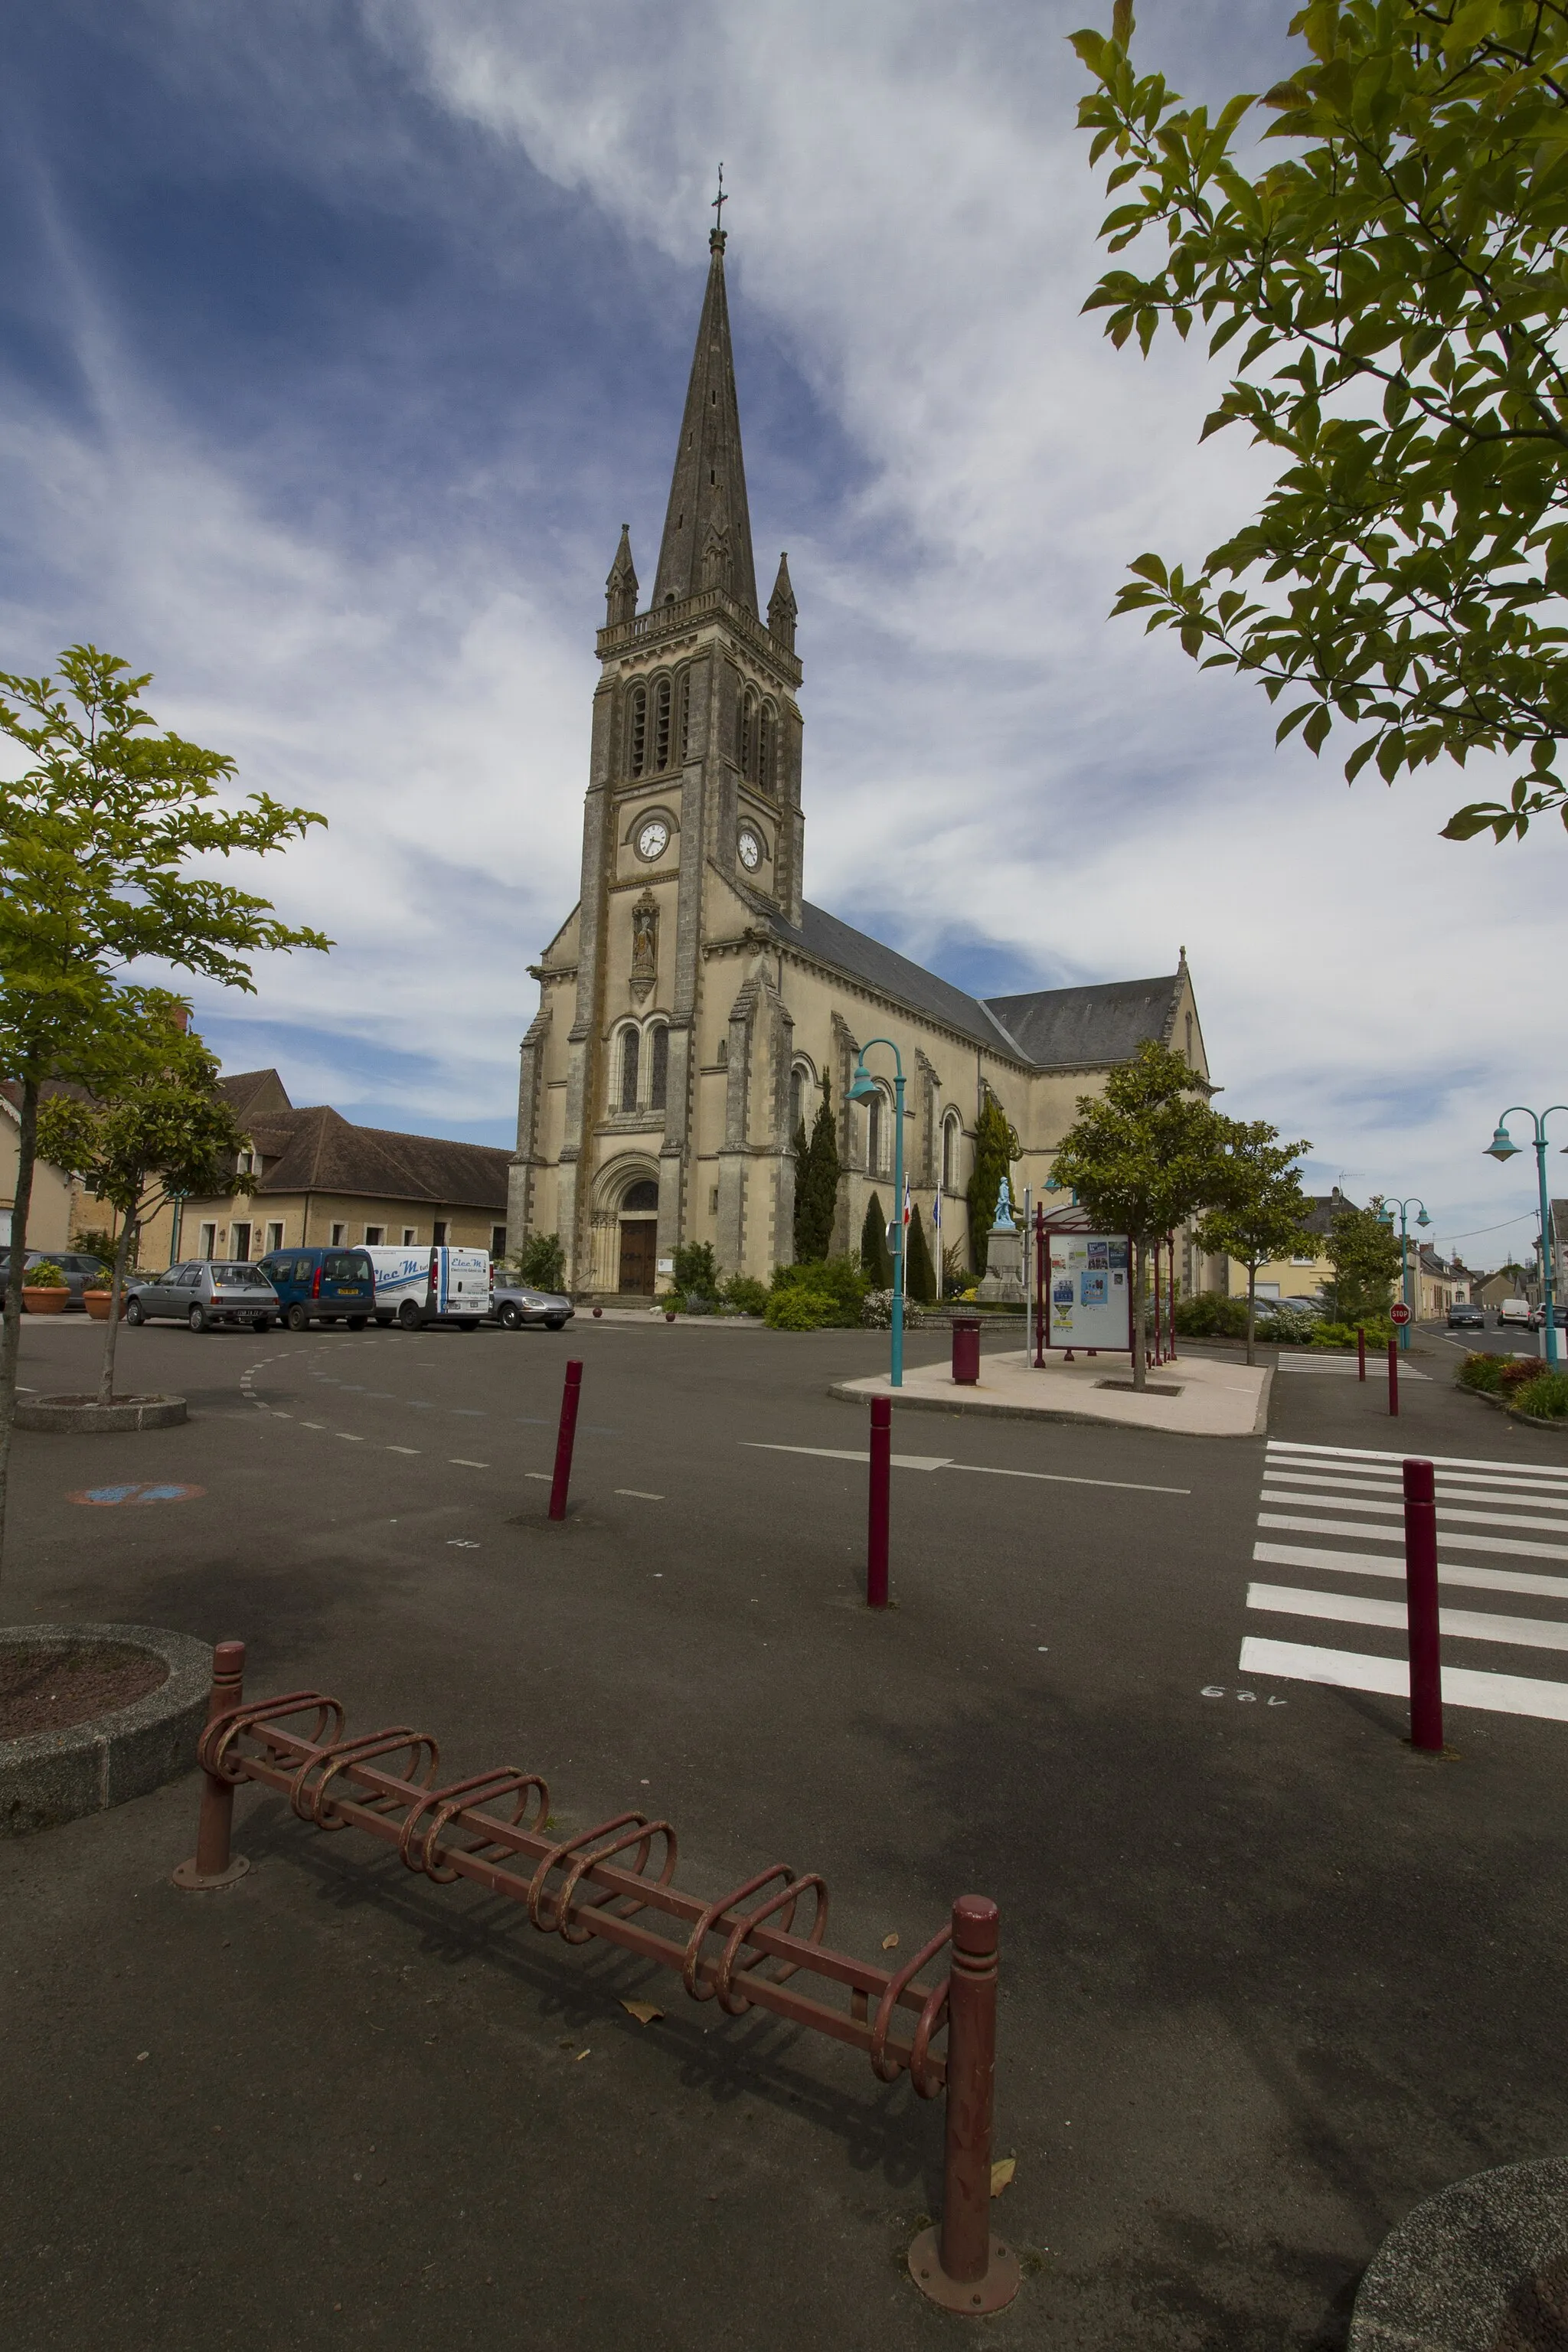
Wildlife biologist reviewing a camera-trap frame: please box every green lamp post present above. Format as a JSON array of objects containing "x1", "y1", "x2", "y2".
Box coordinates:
[
  {"x1": 1376, "y1": 1196, "x2": 1430, "y2": 1351},
  {"x1": 1485, "y1": 1106, "x2": 1568, "y2": 1369},
  {"x1": 847, "y1": 1041, "x2": 906, "y2": 1387}
]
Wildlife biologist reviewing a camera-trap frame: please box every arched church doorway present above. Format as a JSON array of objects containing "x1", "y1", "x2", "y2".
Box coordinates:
[{"x1": 618, "y1": 1179, "x2": 660, "y2": 1295}]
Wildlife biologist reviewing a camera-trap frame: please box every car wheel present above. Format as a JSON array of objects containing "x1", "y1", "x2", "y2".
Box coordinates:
[
  {"x1": 286, "y1": 1303, "x2": 310, "y2": 1333},
  {"x1": 188, "y1": 1305, "x2": 209, "y2": 1333},
  {"x1": 397, "y1": 1302, "x2": 422, "y2": 1331},
  {"x1": 498, "y1": 1302, "x2": 522, "y2": 1330},
  {"x1": 347, "y1": 1316, "x2": 368, "y2": 1331},
  {"x1": 125, "y1": 1298, "x2": 145, "y2": 1326}
]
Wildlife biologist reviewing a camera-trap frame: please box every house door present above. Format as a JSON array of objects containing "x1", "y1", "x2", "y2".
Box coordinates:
[{"x1": 618, "y1": 1220, "x2": 656, "y2": 1295}]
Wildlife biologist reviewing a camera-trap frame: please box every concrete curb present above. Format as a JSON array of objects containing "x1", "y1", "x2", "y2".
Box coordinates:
[
  {"x1": 1, "y1": 1622, "x2": 209, "y2": 1836},
  {"x1": 827, "y1": 1373, "x2": 1272, "y2": 1439},
  {"x1": 1348, "y1": 2155, "x2": 1568, "y2": 2349},
  {"x1": 15, "y1": 1393, "x2": 188, "y2": 1432}
]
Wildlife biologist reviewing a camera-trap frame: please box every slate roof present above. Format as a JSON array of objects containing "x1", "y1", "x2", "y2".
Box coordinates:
[
  {"x1": 769, "y1": 903, "x2": 1183, "y2": 1070},
  {"x1": 218, "y1": 1075, "x2": 508, "y2": 1211}
]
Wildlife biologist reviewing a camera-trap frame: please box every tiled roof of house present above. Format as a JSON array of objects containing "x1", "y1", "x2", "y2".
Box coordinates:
[
  {"x1": 241, "y1": 1106, "x2": 509, "y2": 1211},
  {"x1": 769, "y1": 902, "x2": 1183, "y2": 1070}
]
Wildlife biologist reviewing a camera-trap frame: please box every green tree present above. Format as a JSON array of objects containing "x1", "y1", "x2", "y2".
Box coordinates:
[
  {"x1": 1073, "y1": 2, "x2": 1568, "y2": 841},
  {"x1": 1326, "y1": 1200, "x2": 1404, "y2": 1323},
  {"x1": 1194, "y1": 1119, "x2": 1315, "y2": 1365},
  {"x1": 1052, "y1": 1040, "x2": 1230, "y2": 1390},
  {"x1": 793, "y1": 1082, "x2": 841, "y2": 1262},
  {"x1": 672, "y1": 1239, "x2": 720, "y2": 1300},
  {"x1": 966, "y1": 1093, "x2": 1021, "y2": 1276},
  {"x1": 516, "y1": 1232, "x2": 567, "y2": 1292},
  {"x1": 37, "y1": 1012, "x2": 256, "y2": 1404},
  {"x1": 0, "y1": 645, "x2": 328, "y2": 1573},
  {"x1": 906, "y1": 1201, "x2": 939, "y2": 1306},
  {"x1": 860, "y1": 1191, "x2": 893, "y2": 1288}
]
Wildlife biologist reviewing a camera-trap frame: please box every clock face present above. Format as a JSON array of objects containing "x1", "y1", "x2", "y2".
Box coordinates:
[
  {"x1": 635, "y1": 818, "x2": 670, "y2": 862},
  {"x1": 737, "y1": 825, "x2": 763, "y2": 872}
]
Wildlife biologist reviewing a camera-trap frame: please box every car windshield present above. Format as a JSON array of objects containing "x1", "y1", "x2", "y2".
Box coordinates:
[{"x1": 214, "y1": 1264, "x2": 266, "y2": 1285}]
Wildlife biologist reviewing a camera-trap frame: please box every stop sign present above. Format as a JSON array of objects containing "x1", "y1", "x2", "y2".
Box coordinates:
[{"x1": 1390, "y1": 1301, "x2": 1412, "y2": 1325}]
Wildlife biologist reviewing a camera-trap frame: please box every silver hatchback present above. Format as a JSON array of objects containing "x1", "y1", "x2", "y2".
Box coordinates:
[{"x1": 125, "y1": 1261, "x2": 279, "y2": 1332}]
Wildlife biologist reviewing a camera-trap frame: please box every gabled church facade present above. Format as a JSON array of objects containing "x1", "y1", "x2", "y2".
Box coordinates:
[{"x1": 509, "y1": 226, "x2": 1212, "y2": 1299}]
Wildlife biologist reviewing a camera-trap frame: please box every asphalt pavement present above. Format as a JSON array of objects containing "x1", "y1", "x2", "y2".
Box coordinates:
[{"x1": 2, "y1": 1312, "x2": 1566, "y2": 2350}]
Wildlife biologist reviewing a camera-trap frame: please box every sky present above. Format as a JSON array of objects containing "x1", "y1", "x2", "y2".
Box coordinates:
[{"x1": 1, "y1": 0, "x2": 1560, "y2": 1270}]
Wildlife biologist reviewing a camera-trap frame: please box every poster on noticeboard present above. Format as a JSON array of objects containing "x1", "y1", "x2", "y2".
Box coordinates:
[{"x1": 1043, "y1": 1232, "x2": 1132, "y2": 1351}]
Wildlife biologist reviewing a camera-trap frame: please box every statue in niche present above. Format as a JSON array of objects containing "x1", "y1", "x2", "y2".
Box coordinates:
[{"x1": 630, "y1": 890, "x2": 658, "y2": 1003}]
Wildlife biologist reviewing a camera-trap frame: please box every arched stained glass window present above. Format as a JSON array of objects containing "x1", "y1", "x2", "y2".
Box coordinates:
[
  {"x1": 942, "y1": 1113, "x2": 961, "y2": 1194},
  {"x1": 649, "y1": 1024, "x2": 668, "y2": 1112},
  {"x1": 654, "y1": 677, "x2": 671, "y2": 771},
  {"x1": 622, "y1": 1179, "x2": 659, "y2": 1212},
  {"x1": 789, "y1": 1064, "x2": 805, "y2": 1138},
  {"x1": 619, "y1": 1027, "x2": 640, "y2": 1112}
]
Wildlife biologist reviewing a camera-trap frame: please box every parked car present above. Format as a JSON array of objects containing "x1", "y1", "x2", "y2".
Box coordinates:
[
  {"x1": 1499, "y1": 1297, "x2": 1533, "y2": 1329},
  {"x1": 1446, "y1": 1301, "x2": 1485, "y2": 1330},
  {"x1": 0, "y1": 1248, "x2": 110, "y2": 1308},
  {"x1": 381, "y1": 1244, "x2": 490, "y2": 1331},
  {"x1": 125, "y1": 1261, "x2": 279, "y2": 1331},
  {"x1": 489, "y1": 1276, "x2": 573, "y2": 1331},
  {"x1": 254, "y1": 1246, "x2": 376, "y2": 1331},
  {"x1": 1524, "y1": 1302, "x2": 1568, "y2": 1330}
]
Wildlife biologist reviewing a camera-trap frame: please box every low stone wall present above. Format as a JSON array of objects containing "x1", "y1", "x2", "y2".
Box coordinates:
[
  {"x1": 14, "y1": 1393, "x2": 187, "y2": 1433},
  {"x1": 1, "y1": 1622, "x2": 210, "y2": 1836}
]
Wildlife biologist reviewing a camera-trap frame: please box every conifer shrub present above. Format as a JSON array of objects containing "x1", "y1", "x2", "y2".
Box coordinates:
[
  {"x1": 517, "y1": 1233, "x2": 567, "y2": 1292},
  {"x1": 671, "y1": 1240, "x2": 719, "y2": 1299},
  {"x1": 860, "y1": 1193, "x2": 893, "y2": 1288},
  {"x1": 906, "y1": 1204, "x2": 938, "y2": 1306}
]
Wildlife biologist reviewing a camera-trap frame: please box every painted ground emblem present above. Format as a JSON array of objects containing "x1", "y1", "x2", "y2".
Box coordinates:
[{"x1": 69, "y1": 1481, "x2": 205, "y2": 1508}]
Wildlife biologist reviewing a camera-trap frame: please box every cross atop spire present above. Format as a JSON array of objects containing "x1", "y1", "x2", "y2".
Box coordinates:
[
  {"x1": 651, "y1": 224, "x2": 758, "y2": 614},
  {"x1": 710, "y1": 162, "x2": 727, "y2": 248}
]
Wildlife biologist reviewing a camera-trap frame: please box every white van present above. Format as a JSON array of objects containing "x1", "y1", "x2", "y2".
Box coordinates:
[
  {"x1": 366, "y1": 1245, "x2": 490, "y2": 1331},
  {"x1": 1500, "y1": 1296, "x2": 1532, "y2": 1329}
]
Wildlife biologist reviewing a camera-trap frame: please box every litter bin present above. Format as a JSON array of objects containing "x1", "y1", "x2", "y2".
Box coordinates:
[{"x1": 952, "y1": 1315, "x2": 982, "y2": 1387}]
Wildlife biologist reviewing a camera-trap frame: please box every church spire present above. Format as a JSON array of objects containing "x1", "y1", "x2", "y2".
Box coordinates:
[
  {"x1": 651, "y1": 224, "x2": 759, "y2": 616},
  {"x1": 767, "y1": 551, "x2": 797, "y2": 652},
  {"x1": 605, "y1": 523, "x2": 638, "y2": 627}
]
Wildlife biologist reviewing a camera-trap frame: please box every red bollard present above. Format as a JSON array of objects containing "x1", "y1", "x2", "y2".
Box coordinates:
[
  {"x1": 1403, "y1": 1458, "x2": 1443, "y2": 1752},
  {"x1": 1388, "y1": 1338, "x2": 1400, "y2": 1418},
  {"x1": 173, "y1": 1639, "x2": 250, "y2": 1890},
  {"x1": 549, "y1": 1360, "x2": 583, "y2": 1521},
  {"x1": 867, "y1": 1395, "x2": 890, "y2": 1608},
  {"x1": 908, "y1": 1895, "x2": 1021, "y2": 2313},
  {"x1": 1357, "y1": 1324, "x2": 1366, "y2": 1381}
]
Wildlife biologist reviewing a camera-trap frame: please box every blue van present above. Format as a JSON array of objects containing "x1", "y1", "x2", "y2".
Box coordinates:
[{"x1": 256, "y1": 1246, "x2": 376, "y2": 1332}]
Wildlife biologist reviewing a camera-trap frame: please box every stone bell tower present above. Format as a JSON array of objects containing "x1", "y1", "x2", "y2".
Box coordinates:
[{"x1": 514, "y1": 220, "x2": 805, "y2": 1294}]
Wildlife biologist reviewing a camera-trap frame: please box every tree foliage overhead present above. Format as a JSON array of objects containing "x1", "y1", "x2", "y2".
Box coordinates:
[{"x1": 1074, "y1": 1, "x2": 1568, "y2": 841}]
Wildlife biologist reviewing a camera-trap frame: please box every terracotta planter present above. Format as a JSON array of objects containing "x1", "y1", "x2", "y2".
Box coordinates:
[
  {"x1": 22, "y1": 1287, "x2": 68, "y2": 1315},
  {"x1": 82, "y1": 1290, "x2": 124, "y2": 1322}
]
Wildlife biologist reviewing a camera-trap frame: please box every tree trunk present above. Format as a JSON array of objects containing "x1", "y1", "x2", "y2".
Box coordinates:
[
  {"x1": 99, "y1": 1212, "x2": 138, "y2": 1405},
  {"x1": 0, "y1": 1076, "x2": 41, "y2": 1580},
  {"x1": 1131, "y1": 1233, "x2": 1148, "y2": 1392},
  {"x1": 1246, "y1": 1263, "x2": 1257, "y2": 1368}
]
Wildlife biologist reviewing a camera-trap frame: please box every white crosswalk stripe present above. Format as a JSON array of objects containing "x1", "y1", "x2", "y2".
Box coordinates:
[{"x1": 1237, "y1": 1439, "x2": 1568, "y2": 1724}]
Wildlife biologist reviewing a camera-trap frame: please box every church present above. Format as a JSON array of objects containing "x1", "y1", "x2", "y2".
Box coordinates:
[{"x1": 508, "y1": 224, "x2": 1211, "y2": 1300}]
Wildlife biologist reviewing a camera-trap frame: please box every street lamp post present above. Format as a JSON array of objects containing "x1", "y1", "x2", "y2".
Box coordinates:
[
  {"x1": 1485, "y1": 1106, "x2": 1568, "y2": 1370},
  {"x1": 847, "y1": 1041, "x2": 906, "y2": 1389},
  {"x1": 1376, "y1": 1196, "x2": 1431, "y2": 1353}
]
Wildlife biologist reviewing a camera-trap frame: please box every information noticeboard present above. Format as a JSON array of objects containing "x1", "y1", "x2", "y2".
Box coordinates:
[{"x1": 1043, "y1": 1231, "x2": 1133, "y2": 1352}]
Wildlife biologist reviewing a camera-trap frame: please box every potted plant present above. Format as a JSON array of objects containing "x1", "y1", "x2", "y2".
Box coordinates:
[
  {"x1": 81, "y1": 1282, "x2": 126, "y2": 1322},
  {"x1": 21, "y1": 1260, "x2": 70, "y2": 1315}
]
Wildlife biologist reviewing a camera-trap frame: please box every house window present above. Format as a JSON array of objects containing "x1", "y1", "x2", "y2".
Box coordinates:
[
  {"x1": 620, "y1": 1026, "x2": 640, "y2": 1112},
  {"x1": 402, "y1": 1227, "x2": 416, "y2": 1246},
  {"x1": 433, "y1": 1220, "x2": 448, "y2": 1246},
  {"x1": 237, "y1": 1148, "x2": 255, "y2": 1175},
  {"x1": 649, "y1": 1024, "x2": 668, "y2": 1112},
  {"x1": 492, "y1": 1225, "x2": 507, "y2": 1256},
  {"x1": 330, "y1": 1223, "x2": 345, "y2": 1246},
  {"x1": 364, "y1": 1226, "x2": 384, "y2": 1246},
  {"x1": 199, "y1": 1223, "x2": 217, "y2": 1259},
  {"x1": 1290, "y1": 1255, "x2": 1315, "y2": 1266},
  {"x1": 265, "y1": 1222, "x2": 283, "y2": 1253}
]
